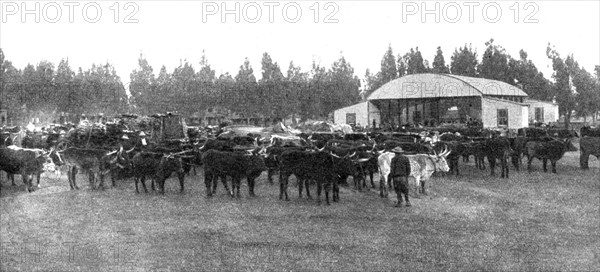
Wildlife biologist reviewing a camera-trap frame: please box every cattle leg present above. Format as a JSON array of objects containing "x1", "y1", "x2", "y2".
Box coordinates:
[
  {"x1": 178, "y1": 173, "x2": 185, "y2": 193},
  {"x1": 551, "y1": 160, "x2": 557, "y2": 174},
  {"x1": 304, "y1": 179, "x2": 311, "y2": 199},
  {"x1": 451, "y1": 158, "x2": 459, "y2": 176},
  {"x1": 88, "y1": 172, "x2": 96, "y2": 190},
  {"x1": 420, "y1": 179, "x2": 428, "y2": 195},
  {"x1": 279, "y1": 174, "x2": 285, "y2": 200},
  {"x1": 283, "y1": 175, "x2": 289, "y2": 201},
  {"x1": 233, "y1": 177, "x2": 241, "y2": 198},
  {"x1": 316, "y1": 181, "x2": 322, "y2": 205},
  {"x1": 527, "y1": 156, "x2": 534, "y2": 173},
  {"x1": 135, "y1": 177, "x2": 140, "y2": 193},
  {"x1": 298, "y1": 177, "x2": 304, "y2": 198},
  {"x1": 279, "y1": 173, "x2": 290, "y2": 201},
  {"x1": 511, "y1": 154, "x2": 520, "y2": 171},
  {"x1": 580, "y1": 151, "x2": 589, "y2": 169},
  {"x1": 379, "y1": 174, "x2": 389, "y2": 198},
  {"x1": 204, "y1": 172, "x2": 213, "y2": 197},
  {"x1": 36, "y1": 173, "x2": 42, "y2": 188},
  {"x1": 69, "y1": 166, "x2": 79, "y2": 190},
  {"x1": 542, "y1": 159, "x2": 548, "y2": 172},
  {"x1": 143, "y1": 177, "x2": 150, "y2": 193},
  {"x1": 67, "y1": 168, "x2": 73, "y2": 190},
  {"x1": 488, "y1": 158, "x2": 496, "y2": 176},
  {"x1": 222, "y1": 176, "x2": 232, "y2": 196},
  {"x1": 477, "y1": 156, "x2": 486, "y2": 170},
  {"x1": 98, "y1": 172, "x2": 106, "y2": 190},
  {"x1": 10, "y1": 173, "x2": 16, "y2": 186},
  {"x1": 248, "y1": 178, "x2": 256, "y2": 197},
  {"x1": 157, "y1": 178, "x2": 165, "y2": 194},
  {"x1": 333, "y1": 179, "x2": 339, "y2": 202},
  {"x1": 22, "y1": 175, "x2": 33, "y2": 192},
  {"x1": 268, "y1": 169, "x2": 276, "y2": 184},
  {"x1": 501, "y1": 158, "x2": 509, "y2": 179},
  {"x1": 142, "y1": 177, "x2": 150, "y2": 193},
  {"x1": 325, "y1": 182, "x2": 331, "y2": 205}
]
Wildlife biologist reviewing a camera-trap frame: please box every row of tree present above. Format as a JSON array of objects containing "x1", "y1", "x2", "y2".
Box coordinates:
[
  {"x1": 0, "y1": 49, "x2": 128, "y2": 124},
  {"x1": 129, "y1": 51, "x2": 360, "y2": 124},
  {"x1": 1, "y1": 40, "x2": 599, "y2": 127}
]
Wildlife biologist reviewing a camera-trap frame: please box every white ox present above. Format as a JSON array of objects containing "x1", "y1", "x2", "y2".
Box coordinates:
[{"x1": 377, "y1": 149, "x2": 450, "y2": 198}]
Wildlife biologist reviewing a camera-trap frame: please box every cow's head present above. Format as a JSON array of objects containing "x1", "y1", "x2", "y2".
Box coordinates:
[
  {"x1": 108, "y1": 146, "x2": 134, "y2": 170},
  {"x1": 329, "y1": 151, "x2": 360, "y2": 177},
  {"x1": 432, "y1": 147, "x2": 451, "y2": 172},
  {"x1": 47, "y1": 147, "x2": 64, "y2": 166},
  {"x1": 160, "y1": 154, "x2": 185, "y2": 174},
  {"x1": 256, "y1": 145, "x2": 269, "y2": 158}
]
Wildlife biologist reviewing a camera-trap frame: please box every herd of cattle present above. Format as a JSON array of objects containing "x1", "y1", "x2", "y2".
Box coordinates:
[{"x1": 1, "y1": 126, "x2": 599, "y2": 206}]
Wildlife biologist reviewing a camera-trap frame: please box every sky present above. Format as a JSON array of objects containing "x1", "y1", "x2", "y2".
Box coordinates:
[{"x1": 1, "y1": 0, "x2": 599, "y2": 87}]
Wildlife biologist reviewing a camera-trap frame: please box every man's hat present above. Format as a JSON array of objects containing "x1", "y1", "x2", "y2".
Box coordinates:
[
  {"x1": 139, "y1": 131, "x2": 146, "y2": 137},
  {"x1": 121, "y1": 134, "x2": 129, "y2": 140},
  {"x1": 391, "y1": 146, "x2": 404, "y2": 153}
]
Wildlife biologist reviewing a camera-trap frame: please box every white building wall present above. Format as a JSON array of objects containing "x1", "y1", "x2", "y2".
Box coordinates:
[
  {"x1": 481, "y1": 98, "x2": 528, "y2": 129},
  {"x1": 524, "y1": 100, "x2": 559, "y2": 123},
  {"x1": 333, "y1": 101, "x2": 380, "y2": 128}
]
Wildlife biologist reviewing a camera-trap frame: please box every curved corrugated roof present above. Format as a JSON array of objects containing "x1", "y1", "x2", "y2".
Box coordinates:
[{"x1": 368, "y1": 73, "x2": 528, "y2": 100}]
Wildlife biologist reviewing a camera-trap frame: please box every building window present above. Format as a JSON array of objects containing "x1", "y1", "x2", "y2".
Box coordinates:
[
  {"x1": 346, "y1": 113, "x2": 356, "y2": 125},
  {"x1": 497, "y1": 109, "x2": 508, "y2": 127},
  {"x1": 535, "y1": 107, "x2": 544, "y2": 122}
]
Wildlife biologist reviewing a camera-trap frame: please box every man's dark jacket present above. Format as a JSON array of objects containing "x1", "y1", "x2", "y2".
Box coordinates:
[{"x1": 390, "y1": 154, "x2": 411, "y2": 177}]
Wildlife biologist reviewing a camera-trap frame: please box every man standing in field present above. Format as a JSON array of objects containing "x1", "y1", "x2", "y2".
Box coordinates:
[{"x1": 390, "y1": 146, "x2": 411, "y2": 207}]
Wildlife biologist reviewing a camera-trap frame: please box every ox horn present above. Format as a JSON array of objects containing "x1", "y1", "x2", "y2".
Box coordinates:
[
  {"x1": 329, "y1": 152, "x2": 342, "y2": 159},
  {"x1": 356, "y1": 158, "x2": 370, "y2": 163},
  {"x1": 198, "y1": 141, "x2": 207, "y2": 151},
  {"x1": 440, "y1": 147, "x2": 450, "y2": 157},
  {"x1": 347, "y1": 152, "x2": 357, "y2": 159}
]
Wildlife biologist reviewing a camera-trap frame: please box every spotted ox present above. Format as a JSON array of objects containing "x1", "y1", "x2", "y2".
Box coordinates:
[
  {"x1": 377, "y1": 148, "x2": 450, "y2": 199},
  {"x1": 55, "y1": 148, "x2": 114, "y2": 190}
]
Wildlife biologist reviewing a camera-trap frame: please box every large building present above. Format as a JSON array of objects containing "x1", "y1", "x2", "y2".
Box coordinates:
[{"x1": 334, "y1": 73, "x2": 558, "y2": 130}]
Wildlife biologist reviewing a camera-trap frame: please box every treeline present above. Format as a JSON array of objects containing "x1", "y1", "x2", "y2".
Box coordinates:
[
  {"x1": 1, "y1": 38, "x2": 599, "y2": 127},
  {"x1": 0, "y1": 49, "x2": 128, "y2": 123},
  {"x1": 129, "y1": 51, "x2": 360, "y2": 124}
]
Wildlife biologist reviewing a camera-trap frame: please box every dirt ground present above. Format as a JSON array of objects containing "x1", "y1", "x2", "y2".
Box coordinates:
[{"x1": 1, "y1": 150, "x2": 599, "y2": 272}]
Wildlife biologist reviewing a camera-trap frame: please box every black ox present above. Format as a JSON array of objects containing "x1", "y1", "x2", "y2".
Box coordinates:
[{"x1": 202, "y1": 149, "x2": 266, "y2": 198}]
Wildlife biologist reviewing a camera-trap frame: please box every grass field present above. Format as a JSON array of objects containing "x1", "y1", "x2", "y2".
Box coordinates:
[{"x1": 1, "y1": 150, "x2": 599, "y2": 272}]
